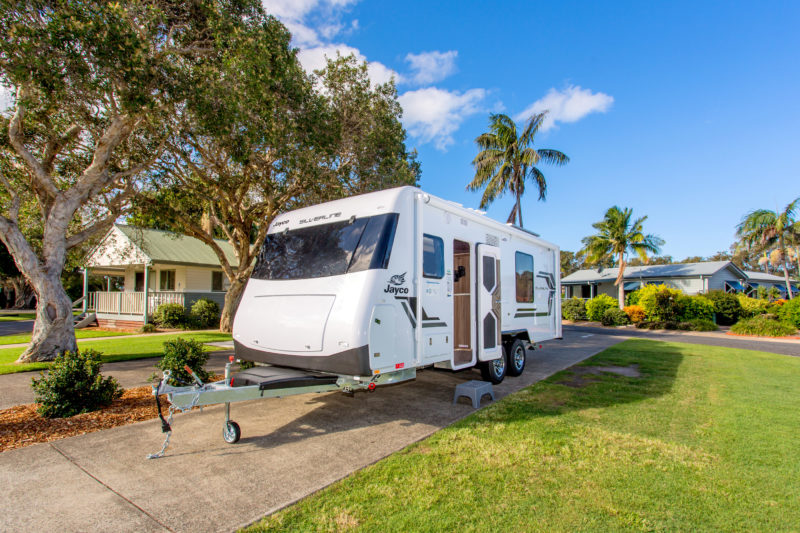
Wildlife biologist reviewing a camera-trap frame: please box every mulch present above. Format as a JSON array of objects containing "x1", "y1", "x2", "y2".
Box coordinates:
[
  {"x1": 0, "y1": 386, "x2": 164, "y2": 453},
  {"x1": 0, "y1": 375, "x2": 222, "y2": 453}
]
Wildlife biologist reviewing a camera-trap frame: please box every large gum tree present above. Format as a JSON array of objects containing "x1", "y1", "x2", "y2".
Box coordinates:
[{"x1": 0, "y1": 1, "x2": 252, "y2": 362}]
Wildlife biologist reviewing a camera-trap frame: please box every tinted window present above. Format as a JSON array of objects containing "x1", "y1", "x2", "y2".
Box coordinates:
[
  {"x1": 251, "y1": 213, "x2": 399, "y2": 281},
  {"x1": 515, "y1": 252, "x2": 533, "y2": 303},
  {"x1": 482, "y1": 256, "x2": 496, "y2": 292},
  {"x1": 423, "y1": 234, "x2": 444, "y2": 279}
]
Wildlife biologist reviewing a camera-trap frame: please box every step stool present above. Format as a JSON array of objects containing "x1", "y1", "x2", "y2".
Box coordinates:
[{"x1": 453, "y1": 380, "x2": 495, "y2": 408}]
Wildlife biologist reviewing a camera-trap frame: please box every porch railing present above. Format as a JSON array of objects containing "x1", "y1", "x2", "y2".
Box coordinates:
[{"x1": 88, "y1": 291, "x2": 187, "y2": 315}]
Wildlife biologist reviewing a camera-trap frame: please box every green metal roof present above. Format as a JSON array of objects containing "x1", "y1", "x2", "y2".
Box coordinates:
[{"x1": 116, "y1": 224, "x2": 238, "y2": 267}]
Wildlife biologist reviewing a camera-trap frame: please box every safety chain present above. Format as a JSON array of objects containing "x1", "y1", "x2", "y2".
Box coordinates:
[{"x1": 146, "y1": 389, "x2": 201, "y2": 460}]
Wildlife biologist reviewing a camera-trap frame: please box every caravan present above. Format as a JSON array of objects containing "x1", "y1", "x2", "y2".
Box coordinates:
[
  {"x1": 149, "y1": 187, "x2": 561, "y2": 452},
  {"x1": 233, "y1": 186, "x2": 561, "y2": 383}
]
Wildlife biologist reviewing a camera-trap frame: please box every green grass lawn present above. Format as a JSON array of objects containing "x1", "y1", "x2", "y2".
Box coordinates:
[
  {"x1": 0, "y1": 329, "x2": 133, "y2": 346},
  {"x1": 0, "y1": 332, "x2": 232, "y2": 375},
  {"x1": 247, "y1": 340, "x2": 800, "y2": 532},
  {"x1": 0, "y1": 312, "x2": 36, "y2": 321}
]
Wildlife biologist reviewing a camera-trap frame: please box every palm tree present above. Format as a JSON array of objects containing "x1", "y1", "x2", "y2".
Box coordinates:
[
  {"x1": 579, "y1": 206, "x2": 664, "y2": 309},
  {"x1": 467, "y1": 112, "x2": 569, "y2": 228},
  {"x1": 736, "y1": 197, "x2": 799, "y2": 299}
]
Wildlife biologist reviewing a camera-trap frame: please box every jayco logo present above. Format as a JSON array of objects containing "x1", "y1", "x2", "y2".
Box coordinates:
[{"x1": 384, "y1": 272, "x2": 408, "y2": 294}]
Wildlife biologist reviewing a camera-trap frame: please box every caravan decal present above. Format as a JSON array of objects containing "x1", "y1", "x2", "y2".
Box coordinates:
[
  {"x1": 385, "y1": 272, "x2": 409, "y2": 294},
  {"x1": 393, "y1": 296, "x2": 447, "y2": 329},
  {"x1": 536, "y1": 271, "x2": 556, "y2": 315}
]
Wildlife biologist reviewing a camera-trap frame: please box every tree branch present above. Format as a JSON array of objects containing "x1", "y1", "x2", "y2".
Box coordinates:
[{"x1": 7, "y1": 87, "x2": 59, "y2": 199}]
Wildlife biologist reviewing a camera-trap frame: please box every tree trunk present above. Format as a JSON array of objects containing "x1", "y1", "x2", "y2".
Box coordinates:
[
  {"x1": 219, "y1": 277, "x2": 246, "y2": 333},
  {"x1": 616, "y1": 252, "x2": 626, "y2": 309},
  {"x1": 11, "y1": 277, "x2": 29, "y2": 308},
  {"x1": 780, "y1": 237, "x2": 794, "y2": 299},
  {"x1": 17, "y1": 269, "x2": 77, "y2": 362},
  {"x1": 516, "y1": 191, "x2": 523, "y2": 228}
]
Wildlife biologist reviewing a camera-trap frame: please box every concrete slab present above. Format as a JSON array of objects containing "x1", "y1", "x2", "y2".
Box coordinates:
[{"x1": 1, "y1": 330, "x2": 623, "y2": 532}]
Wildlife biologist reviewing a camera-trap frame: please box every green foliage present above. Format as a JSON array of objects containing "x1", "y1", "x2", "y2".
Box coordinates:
[
  {"x1": 154, "y1": 303, "x2": 186, "y2": 328},
  {"x1": 191, "y1": 298, "x2": 220, "y2": 329},
  {"x1": 561, "y1": 297, "x2": 587, "y2": 321},
  {"x1": 585, "y1": 294, "x2": 617, "y2": 322},
  {"x1": 625, "y1": 289, "x2": 641, "y2": 306},
  {"x1": 601, "y1": 307, "x2": 629, "y2": 326},
  {"x1": 704, "y1": 290, "x2": 743, "y2": 326},
  {"x1": 579, "y1": 206, "x2": 664, "y2": 272},
  {"x1": 688, "y1": 319, "x2": 719, "y2": 332},
  {"x1": 139, "y1": 323, "x2": 157, "y2": 333},
  {"x1": 156, "y1": 338, "x2": 210, "y2": 386},
  {"x1": 680, "y1": 295, "x2": 715, "y2": 321},
  {"x1": 778, "y1": 298, "x2": 800, "y2": 327},
  {"x1": 467, "y1": 113, "x2": 568, "y2": 227},
  {"x1": 637, "y1": 284, "x2": 682, "y2": 320},
  {"x1": 31, "y1": 349, "x2": 122, "y2": 418},
  {"x1": 731, "y1": 316, "x2": 797, "y2": 337},
  {"x1": 737, "y1": 294, "x2": 771, "y2": 318}
]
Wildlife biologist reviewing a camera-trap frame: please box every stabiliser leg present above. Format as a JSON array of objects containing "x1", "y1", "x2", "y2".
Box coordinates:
[{"x1": 222, "y1": 357, "x2": 241, "y2": 443}]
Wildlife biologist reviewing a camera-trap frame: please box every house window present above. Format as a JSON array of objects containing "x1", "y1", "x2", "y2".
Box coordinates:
[
  {"x1": 159, "y1": 270, "x2": 176, "y2": 291},
  {"x1": 422, "y1": 234, "x2": 444, "y2": 279},
  {"x1": 212, "y1": 271, "x2": 224, "y2": 292},
  {"x1": 515, "y1": 252, "x2": 534, "y2": 303}
]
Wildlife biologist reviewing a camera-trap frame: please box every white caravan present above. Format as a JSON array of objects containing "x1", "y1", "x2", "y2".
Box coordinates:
[
  {"x1": 233, "y1": 186, "x2": 561, "y2": 383},
  {"x1": 149, "y1": 187, "x2": 561, "y2": 453}
]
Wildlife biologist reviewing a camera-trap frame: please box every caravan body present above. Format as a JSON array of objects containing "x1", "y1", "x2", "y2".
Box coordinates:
[{"x1": 233, "y1": 187, "x2": 561, "y2": 378}]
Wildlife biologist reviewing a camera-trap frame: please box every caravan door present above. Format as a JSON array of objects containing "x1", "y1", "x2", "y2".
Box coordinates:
[{"x1": 476, "y1": 244, "x2": 502, "y2": 362}]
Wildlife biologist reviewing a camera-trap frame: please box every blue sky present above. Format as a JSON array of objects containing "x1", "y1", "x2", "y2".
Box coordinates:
[{"x1": 266, "y1": 1, "x2": 800, "y2": 259}]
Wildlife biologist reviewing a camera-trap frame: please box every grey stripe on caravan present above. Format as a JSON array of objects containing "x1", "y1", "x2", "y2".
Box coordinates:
[{"x1": 421, "y1": 322, "x2": 447, "y2": 328}]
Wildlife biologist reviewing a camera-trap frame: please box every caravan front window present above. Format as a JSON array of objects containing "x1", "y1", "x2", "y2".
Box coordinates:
[{"x1": 251, "y1": 213, "x2": 399, "y2": 280}]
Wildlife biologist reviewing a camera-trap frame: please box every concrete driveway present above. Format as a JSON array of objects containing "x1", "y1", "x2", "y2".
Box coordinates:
[{"x1": 0, "y1": 330, "x2": 623, "y2": 532}]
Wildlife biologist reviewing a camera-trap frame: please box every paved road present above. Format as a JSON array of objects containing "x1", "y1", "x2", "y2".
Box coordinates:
[
  {"x1": 1, "y1": 330, "x2": 624, "y2": 533},
  {"x1": 563, "y1": 324, "x2": 800, "y2": 356},
  {"x1": 0, "y1": 319, "x2": 34, "y2": 336}
]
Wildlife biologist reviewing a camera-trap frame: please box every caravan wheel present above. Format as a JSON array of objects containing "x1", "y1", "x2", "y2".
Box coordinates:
[
  {"x1": 480, "y1": 356, "x2": 506, "y2": 384},
  {"x1": 223, "y1": 421, "x2": 241, "y2": 444},
  {"x1": 506, "y1": 339, "x2": 526, "y2": 377}
]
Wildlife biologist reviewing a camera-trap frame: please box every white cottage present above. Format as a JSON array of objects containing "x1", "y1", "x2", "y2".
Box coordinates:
[{"x1": 83, "y1": 225, "x2": 236, "y2": 328}]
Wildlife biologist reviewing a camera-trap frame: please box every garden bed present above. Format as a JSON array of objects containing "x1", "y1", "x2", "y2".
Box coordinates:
[{"x1": 0, "y1": 376, "x2": 221, "y2": 453}]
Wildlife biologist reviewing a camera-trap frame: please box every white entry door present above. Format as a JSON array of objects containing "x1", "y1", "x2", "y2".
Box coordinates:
[{"x1": 476, "y1": 244, "x2": 501, "y2": 362}]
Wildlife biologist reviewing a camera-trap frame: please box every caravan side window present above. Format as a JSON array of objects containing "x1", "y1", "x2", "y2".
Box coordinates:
[
  {"x1": 423, "y1": 234, "x2": 444, "y2": 279},
  {"x1": 515, "y1": 252, "x2": 534, "y2": 303}
]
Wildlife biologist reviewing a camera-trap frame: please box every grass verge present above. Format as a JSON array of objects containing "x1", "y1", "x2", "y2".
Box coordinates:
[
  {"x1": 0, "y1": 332, "x2": 232, "y2": 375},
  {"x1": 0, "y1": 313, "x2": 36, "y2": 321},
  {"x1": 0, "y1": 329, "x2": 133, "y2": 346},
  {"x1": 247, "y1": 339, "x2": 800, "y2": 532}
]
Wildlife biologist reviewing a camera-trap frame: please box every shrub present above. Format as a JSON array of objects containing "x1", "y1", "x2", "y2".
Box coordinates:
[
  {"x1": 636, "y1": 320, "x2": 678, "y2": 330},
  {"x1": 688, "y1": 318, "x2": 718, "y2": 331},
  {"x1": 156, "y1": 338, "x2": 210, "y2": 386},
  {"x1": 637, "y1": 284, "x2": 683, "y2": 320},
  {"x1": 601, "y1": 307, "x2": 629, "y2": 326},
  {"x1": 623, "y1": 305, "x2": 646, "y2": 323},
  {"x1": 703, "y1": 290, "x2": 742, "y2": 326},
  {"x1": 154, "y1": 303, "x2": 186, "y2": 328},
  {"x1": 562, "y1": 298, "x2": 587, "y2": 321},
  {"x1": 680, "y1": 295, "x2": 715, "y2": 322},
  {"x1": 736, "y1": 294, "x2": 770, "y2": 318},
  {"x1": 31, "y1": 349, "x2": 122, "y2": 418},
  {"x1": 585, "y1": 294, "x2": 617, "y2": 322},
  {"x1": 139, "y1": 323, "x2": 157, "y2": 333},
  {"x1": 731, "y1": 316, "x2": 797, "y2": 337},
  {"x1": 778, "y1": 297, "x2": 800, "y2": 327},
  {"x1": 191, "y1": 298, "x2": 220, "y2": 329},
  {"x1": 625, "y1": 290, "x2": 641, "y2": 306}
]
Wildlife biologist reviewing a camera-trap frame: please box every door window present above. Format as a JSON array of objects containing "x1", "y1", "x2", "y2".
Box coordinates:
[{"x1": 423, "y1": 234, "x2": 444, "y2": 279}]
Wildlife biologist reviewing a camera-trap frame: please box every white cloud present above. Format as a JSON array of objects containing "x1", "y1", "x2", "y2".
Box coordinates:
[
  {"x1": 398, "y1": 87, "x2": 486, "y2": 150},
  {"x1": 297, "y1": 44, "x2": 400, "y2": 85},
  {"x1": 263, "y1": 0, "x2": 358, "y2": 47},
  {"x1": 0, "y1": 84, "x2": 13, "y2": 114},
  {"x1": 404, "y1": 50, "x2": 458, "y2": 85},
  {"x1": 515, "y1": 85, "x2": 613, "y2": 131}
]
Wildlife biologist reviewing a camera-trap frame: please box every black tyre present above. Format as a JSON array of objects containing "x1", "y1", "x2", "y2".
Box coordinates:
[
  {"x1": 506, "y1": 339, "x2": 527, "y2": 377},
  {"x1": 223, "y1": 420, "x2": 241, "y2": 444},
  {"x1": 480, "y1": 355, "x2": 506, "y2": 384}
]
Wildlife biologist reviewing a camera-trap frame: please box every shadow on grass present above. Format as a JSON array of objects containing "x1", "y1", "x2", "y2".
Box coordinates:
[{"x1": 485, "y1": 339, "x2": 685, "y2": 423}]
